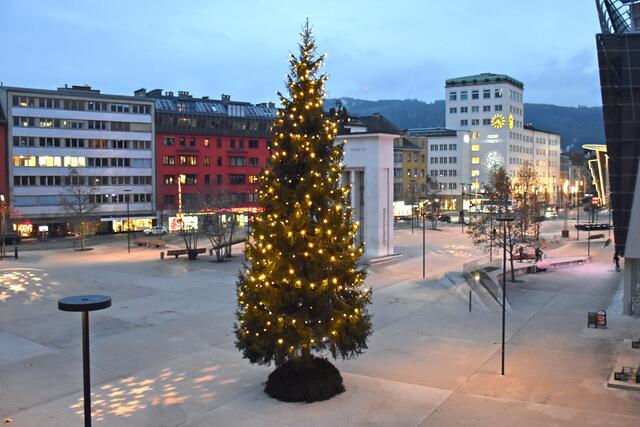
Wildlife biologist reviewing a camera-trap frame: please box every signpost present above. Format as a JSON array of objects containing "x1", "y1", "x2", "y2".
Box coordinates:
[{"x1": 588, "y1": 196, "x2": 598, "y2": 257}]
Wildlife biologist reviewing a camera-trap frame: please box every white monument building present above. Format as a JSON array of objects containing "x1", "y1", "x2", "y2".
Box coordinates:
[{"x1": 338, "y1": 114, "x2": 397, "y2": 258}]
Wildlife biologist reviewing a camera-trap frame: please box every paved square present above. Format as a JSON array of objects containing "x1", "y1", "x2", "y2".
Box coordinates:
[{"x1": 0, "y1": 225, "x2": 638, "y2": 426}]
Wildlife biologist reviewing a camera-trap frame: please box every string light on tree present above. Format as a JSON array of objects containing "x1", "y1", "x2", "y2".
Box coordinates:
[{"x1": 233, "y1": 20, "x2": 372, "y2": 403}]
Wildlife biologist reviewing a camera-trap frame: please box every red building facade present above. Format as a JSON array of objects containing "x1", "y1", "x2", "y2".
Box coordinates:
[{"x1": 148, "y1": 90, "x2": 276, "y2": 214}]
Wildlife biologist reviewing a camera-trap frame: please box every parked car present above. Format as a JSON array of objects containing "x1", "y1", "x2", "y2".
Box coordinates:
[{"x1": 143, "y1": 226, "x2": 167, "y2": 236}]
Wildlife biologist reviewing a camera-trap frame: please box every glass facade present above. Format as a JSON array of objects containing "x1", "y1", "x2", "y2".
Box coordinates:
[{"x1": 596, "y1": 32, "x2": 640, "y2": 256}]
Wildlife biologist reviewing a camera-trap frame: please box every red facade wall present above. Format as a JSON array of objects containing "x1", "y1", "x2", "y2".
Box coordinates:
[
  {"x1": 155, "y1": 133, "x2": 270, "y2": 212},
  {"x1": 0, "y1": 122, "x2": 7, "y2": 203}
]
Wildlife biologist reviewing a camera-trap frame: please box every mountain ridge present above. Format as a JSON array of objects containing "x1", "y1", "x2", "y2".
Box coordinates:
[{"x1": 327, "y1": 97, "x2": 604, "y2": 151}]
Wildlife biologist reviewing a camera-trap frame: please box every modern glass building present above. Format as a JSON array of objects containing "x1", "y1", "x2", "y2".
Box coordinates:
[{"x1": 595, "y1": 0, "x2": 640, "y2": 314}]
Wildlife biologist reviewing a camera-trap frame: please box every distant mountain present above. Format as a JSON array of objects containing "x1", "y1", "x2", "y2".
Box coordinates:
[{"x1": 327, "y1": 97, "x2": 604, "y2": 152}]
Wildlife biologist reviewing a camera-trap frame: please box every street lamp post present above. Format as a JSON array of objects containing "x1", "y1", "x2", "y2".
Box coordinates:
[
  {"x1": 410, "y1": 180, "x2": 416, "y2": 234},
  {"x1": 422, "y1": 208, "x2": 426, "y2": 279},
  {"x1": 576, "y1": 181, "x2": 582, "y2": 241},
  {"x1": 460, "y1": 183, "x2": 466, "y2": 234},
  {"x1": 497, "y1": 197, "x2": 514, "y2": 376},
  {"x1": 125, "y1": 190, "x2": 131, "y2": 254},
  {"x1": 562, "y1": 180, "x2": 569, "y2": 238}
]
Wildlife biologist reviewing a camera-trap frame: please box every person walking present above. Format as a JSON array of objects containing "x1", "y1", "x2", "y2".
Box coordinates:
[
  {"x1": 614, "y1": 253, "x2": 621, "y2": 272},
  {"x1": 535, "y1": 247, "x2": 543, "y2": 262}
]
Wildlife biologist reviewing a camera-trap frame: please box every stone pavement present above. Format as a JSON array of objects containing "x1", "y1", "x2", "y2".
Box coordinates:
[{"x1": 0, "y1": 222, "x2": 638, "y2": 426}]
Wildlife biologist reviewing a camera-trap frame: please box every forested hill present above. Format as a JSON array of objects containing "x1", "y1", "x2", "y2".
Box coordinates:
[{"x1": 327, "y1": 97, "x2": 604, "y2": 151}]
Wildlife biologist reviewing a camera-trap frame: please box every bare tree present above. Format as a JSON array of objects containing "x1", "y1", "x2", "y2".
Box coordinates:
[
  {"x1": 199, "y1": 188, "x2": 239, "y2": 262},
  {"x1": 423, "y1": 177, "x2": 442, "y2": 230},
  {"x1": 61, "y1": 168, "x2": 98, "y2": 251},
  {"x1": 177, "y1": 193, "x2": 202, "y2": 259},
  {"x1": 467, "y1": 167, "x2": 510, "y2": 261},
  {"x1": 512, "y1": 162, "x2": 542, "y2": 241}
]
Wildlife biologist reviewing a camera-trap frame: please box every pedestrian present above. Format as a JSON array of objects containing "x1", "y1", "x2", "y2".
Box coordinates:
[
  {"x1": 518, "y1": 246, "x2": 525, "y2": 259},
  {"x1": 614, "y1": 253, "x2": 621, "y2": 272},
  {"x1": 535, "y1": 247, "x2": 543, "y2": 262}
]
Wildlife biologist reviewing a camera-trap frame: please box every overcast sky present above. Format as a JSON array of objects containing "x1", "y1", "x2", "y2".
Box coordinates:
[{"x1": 0, "y1": 0, "x2": 603, "y2": 107}]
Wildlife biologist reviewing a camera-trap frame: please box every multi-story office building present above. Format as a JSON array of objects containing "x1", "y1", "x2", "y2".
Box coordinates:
[
  {"x1": 445, "y1": 73, "x2": 561, "y2": 201},
  {"x1": 595, "y1": 0, "x2": 640, "y2": 314},
  {"x1": 405, "y1": 128, "x2": 470, "y2": 210},
  {"x1": 0, "y1": 85, "x2": 155, "y2": 236},
  {"x1": 147, "y1": 90, "x2": 276, "y2": 218}
]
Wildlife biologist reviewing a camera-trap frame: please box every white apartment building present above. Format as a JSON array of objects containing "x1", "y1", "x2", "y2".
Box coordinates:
[
  {"x1": 0, "y1": 85, "x2": 155, "y2": 237},
  {"x1": 445, "y1": 73, "x2": 561, "y2": 201}
]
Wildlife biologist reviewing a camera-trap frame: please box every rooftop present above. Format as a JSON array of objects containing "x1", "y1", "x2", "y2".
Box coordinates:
[
  {"x1": 523, "y1": 123, "x2": 561, "y2": 136},
  {"x1": 393, "y1": 137, "x2": 422, "y2": 151},
  {"x1": 0, "y1": 84, "x2": 154, "y2": 103},
  {"x1": 404, "y1": 127, "x2": 458, "y2": 138},
  {"x1": 339, "y1": 113, "x2": 402, "y2": 136},
  {"x1": 445, "y1": 73, "x2": 524, "y2": 89},
  {"x1": 146, "y1": 89, "x2": 278, "y2": 119}
]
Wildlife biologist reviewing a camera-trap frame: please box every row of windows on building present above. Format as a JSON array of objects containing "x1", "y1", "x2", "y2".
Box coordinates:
[
  {"x1": 163, "y1": 136, "x2": 262, "y2": 149},
  {"x1": 13, "y1": 136, "x2": 151, "y2": 150},
  {"x1": 509, "y1": 132, "x2": 559, "y2": 146},
  {"x1": 163, "y1": 192, "x2": 256, "y2": 206},
  {"x1": 12, "y1": 193, "x2": 152, "y2": 207},
  {"x1": 449, "y1": 88, "x2": 504, "y2": 101},
  {"x1": 509, "y1": 105, "x2": 523, "y2": 116},
  {"x1": 449, "y1": 105, "x2": 503, "y2": 114},
  {"x1": 13, "y1": 117, "x2": 151, "y2": 132},
  {"x1": 430, "y1": 157, "x2": 458, "y2": 164},
  {"x1": 157, "y1": 113, "x2": 271, "y2": 135},
  {"x1": 430, "y1": 169, "x2": 458, "y2": 178},
  {"x1": 430, "y1": 144, "x2": 458, "y2": 151},
  {"x1": 161, "y1": 155, "x2": 260, "y2": 167},
  {"x1": 12, "y1": 96, "x2": 151, "y2": 114},
  {"x1": 459, "y1": 118, "x2": 494, "y2": 126},
  {"x1": 162, "y1": 173, "x2": 259, "y2": 186},
  {"x1": 13, "y1": 175, "x2": 151, "y2": 186},
  {"x1": 12, "y1": 155, "x2": 151, "y2": 168}
]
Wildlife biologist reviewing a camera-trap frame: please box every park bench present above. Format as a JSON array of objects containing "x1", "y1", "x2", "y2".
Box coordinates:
[
  {"x1": 135, "y1": 238, "x2": 166, "y2": 248},
  {"x1": 613, "y1": 366, "x2": 640, "y2": 383},
  {"x1": 587, "y1": 233, "x2": 605, "y2": 240},
  {"x1": 511, "y1": 253, "x2": 536, "y2": 262},
  {"x1": 165, "y1": 248, "x2": 206, "y2": 258}
]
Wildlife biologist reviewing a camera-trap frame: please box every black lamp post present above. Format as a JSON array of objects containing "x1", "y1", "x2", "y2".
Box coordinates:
[
  {"x1": 125, "y1": 189, "x2": 131, "y2": 253},
  {"x1": 497, "y1": 206, "x2": 514, "y2": 376},
  {"x1": 460, "y1": 183, "x2": 466, "y2": 234},
  {"x1": 422, "y1": 207, "x2": 426, "y2": 279}
]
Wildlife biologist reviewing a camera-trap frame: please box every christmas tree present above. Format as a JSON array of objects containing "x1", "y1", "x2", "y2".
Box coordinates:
[{"x1": 234, "y1": 21, "x2": 372, "y2": 403}]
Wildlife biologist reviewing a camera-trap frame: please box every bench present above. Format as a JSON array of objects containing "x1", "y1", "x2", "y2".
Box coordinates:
[
  {"x1": 588, "y1": 233, "x2": 605, "y2": 240},
  {"x1": 135, "y1": 238, "x2": 166, "y2": 248},
  {"x1": 511, "y1": 253, "x2": 536, "y2": 262},
  {"x1": 135, "y1": 238, "x2": 149, "y2": 247},
  {"x1": 165, "y1": 248, "x2": 206, "y2": 258}
]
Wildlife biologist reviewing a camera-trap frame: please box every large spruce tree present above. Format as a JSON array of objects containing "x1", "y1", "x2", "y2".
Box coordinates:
[{"x1": 234, "y1": 21, "x2": 372, "y2": 402}]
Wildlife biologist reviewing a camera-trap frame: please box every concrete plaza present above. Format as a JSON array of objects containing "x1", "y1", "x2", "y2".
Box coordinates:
[{"x1": 0, "y1": 221, "x2": 638, "y2": 426}]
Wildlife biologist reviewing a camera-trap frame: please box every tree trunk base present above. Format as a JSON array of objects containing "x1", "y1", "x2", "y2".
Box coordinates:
[
  {"x1": 264, "y1": 357, "x2": 345, "y2": 403},
  {"x1": 73, "y1": 248, "x2": 93, "y2": 252}
]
